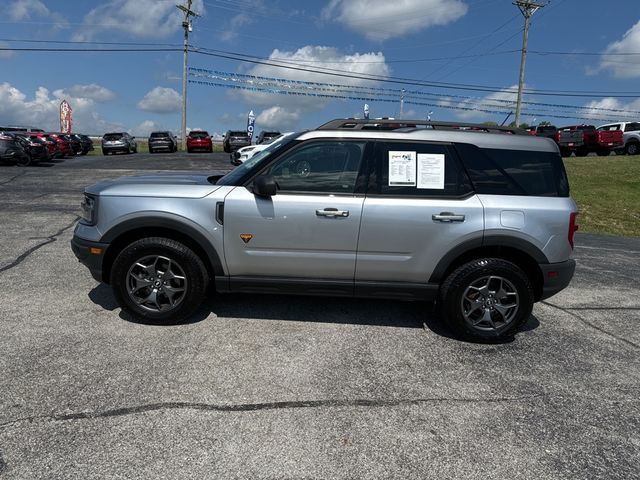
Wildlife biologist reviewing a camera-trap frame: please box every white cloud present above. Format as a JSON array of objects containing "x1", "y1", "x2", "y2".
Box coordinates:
[
  {"x1": 54, "y1": 84, "x2": 115, "y2": 103},
  {"x1": 599, "y1": 20, "x2": 640, "y2": 78},
  {"x1": 236, "y1": 45, "x2": 390, "y2": 113},
  {"x1": 452, "y1": 84, "x2": 519, "y2": 120},
  {"x1": 322, "y1": 0, "x2": 468, "y2": 41},
  {"x1": 0, "y1": 82, "x2": 122, "y2": 133},
  {"x1": 137, "y1": 87, "x2": 181, "y2": 113},
  {"x1": 8, "y1": 0, "x2": 49, "y2": 20},
  {"x1": 6, "y1": 0, "x2": 67, "y2": 28},
  {"x1": 129, "y1": 120, "x2": 165, "y2": 137},
  {"x1": 220, "y1": 13, "x2": 254, "y2": 42},
  {"x1": 256, "y1": 106, "x2": 301, "y2": 131},
  {"x1": 74, "y1": 0, "x2": 205, "y2": 40},
  {"x1": 582, "y1": 97, "x2": 640, "y2": 124}
]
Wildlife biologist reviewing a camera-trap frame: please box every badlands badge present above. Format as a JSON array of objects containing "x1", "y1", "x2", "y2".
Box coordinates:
[{"x1": 240, "y1": 234, "x2": 253, "y2": 244}]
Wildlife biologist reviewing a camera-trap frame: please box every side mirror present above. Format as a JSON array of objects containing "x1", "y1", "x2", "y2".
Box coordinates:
[{"x1": 253, "y1": 174, "x2": 277, "y2": 197}]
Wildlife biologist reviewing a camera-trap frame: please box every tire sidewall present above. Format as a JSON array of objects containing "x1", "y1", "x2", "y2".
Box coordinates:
[
  {"x1": 110, "y1": 238, "x2": 208, "y2": 324},
  {"x1": 441, "y1": 259, "x2": 534, "y2": 341}
]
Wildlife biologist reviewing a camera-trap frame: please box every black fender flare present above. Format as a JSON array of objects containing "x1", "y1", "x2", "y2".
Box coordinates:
[
  {"x1": 428, "y1": 235, "x2": 548, "y2": 284},
  {"x1": 100, "y1": 215, "x2": 224, "y2": 276}
]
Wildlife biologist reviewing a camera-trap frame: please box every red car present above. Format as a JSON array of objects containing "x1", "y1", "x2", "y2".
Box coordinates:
[
  {"x1": 186, "y1": 130, "x2": 213, "y2": 153},
  {"x1": 30, "y1": 132, "x2": 61, "y2": 158},
  {"x1": 47, "y1": 133, "x2": 74, "y2": 157}
]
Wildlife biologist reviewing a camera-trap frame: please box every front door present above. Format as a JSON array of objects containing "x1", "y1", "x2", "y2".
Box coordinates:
[{"x1": 223, "y1": 140, "x2": 368, "y2": 281}]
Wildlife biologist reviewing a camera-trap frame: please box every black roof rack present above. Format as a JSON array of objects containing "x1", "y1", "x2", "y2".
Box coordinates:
[{"x1": 316, "y1": 118, "x2": 528, "y2": 135}]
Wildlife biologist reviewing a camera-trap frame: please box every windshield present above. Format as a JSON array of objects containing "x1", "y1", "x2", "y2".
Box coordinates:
[{"x1": 215, "y1": 132, "x2": 299, "y2": 185}]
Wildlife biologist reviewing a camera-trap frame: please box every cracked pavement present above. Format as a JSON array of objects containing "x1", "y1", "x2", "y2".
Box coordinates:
[{"x1": 0, "y1": 154, "x2": 639, "y2": 479}]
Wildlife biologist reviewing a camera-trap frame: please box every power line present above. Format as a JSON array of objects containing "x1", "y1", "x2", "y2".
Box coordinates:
[{"x1": 1, "y1": 43, "x2": 638, "y2": 98}]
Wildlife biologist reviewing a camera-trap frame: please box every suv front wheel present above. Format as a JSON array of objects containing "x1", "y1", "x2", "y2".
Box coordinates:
[
  {"x1": 111, "y1": 237, "x2": 208, "y2": 323},
  {"x1": 440, "y1": 258, "x2": 534, "y2": 341}
]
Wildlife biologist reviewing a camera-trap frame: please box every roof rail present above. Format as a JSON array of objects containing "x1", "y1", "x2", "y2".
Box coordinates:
[{"x1": 316, "y1": 118, "x2": 528, "y2": 135}]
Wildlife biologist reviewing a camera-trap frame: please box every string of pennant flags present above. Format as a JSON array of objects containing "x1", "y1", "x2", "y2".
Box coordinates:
[{"x1": 188, "y1": 67, "x2": 640, "y2": 122}]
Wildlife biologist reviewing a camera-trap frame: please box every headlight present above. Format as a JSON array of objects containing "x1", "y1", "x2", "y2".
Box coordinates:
[{"x1": 80, "y1": 193, "x2": 97, "y2": 225}]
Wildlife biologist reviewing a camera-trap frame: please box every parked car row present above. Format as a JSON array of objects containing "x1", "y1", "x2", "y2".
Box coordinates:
[
  {"x1": 0, "y1": 127, "x2": 94, "y2": 166},
  {"x1": 527, "y1": 122, "x2": 640, "y2": 156}
]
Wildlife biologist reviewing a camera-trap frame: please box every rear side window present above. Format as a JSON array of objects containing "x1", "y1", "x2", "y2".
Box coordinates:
[
  {"x1": 455, "y1": 143, "x2": 569, "y2": 197},
  {"x1": 369, "y1": 141, "x2": 473, "y2": 197}
]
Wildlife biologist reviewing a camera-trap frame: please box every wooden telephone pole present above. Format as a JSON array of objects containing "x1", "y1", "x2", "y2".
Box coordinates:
[
  {"x1": 514, "y1": 1, "x2": 544, "y2": 127},
  {"x1": 177, "y1": 0, "x2": 199, "y2": 150}
]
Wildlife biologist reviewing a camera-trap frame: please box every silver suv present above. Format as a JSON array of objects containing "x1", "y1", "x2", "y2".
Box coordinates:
[{"x1": 71, "y1": 119, "x2": 578, "y2": 341}]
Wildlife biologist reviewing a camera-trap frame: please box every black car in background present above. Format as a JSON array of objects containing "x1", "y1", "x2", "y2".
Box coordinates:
[
  {"x1": 71, "y1": 134, "x2": 94, "y2": 155},
  {"x1": 257, "y1": 130, "x2": 281, "y2": 144},
  {"x1": 148, "y1": 131, "x2": 178, "y2": 153},
  {"x1": 0, "y1": 133, "x2": 30, "y2": 166},
  {"x1": 14, "y1": 133, "x2": 50, "y2": 164},
  {"x1": 223, "y1": 130, "x2": 251, "y2": 153},
  {"x1": 62, "y1": 134, "x2": 82, "y2": 155}
]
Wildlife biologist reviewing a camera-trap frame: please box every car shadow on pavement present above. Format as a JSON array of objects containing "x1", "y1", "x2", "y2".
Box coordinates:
[
  {"x1": 88, "y1": 284, "x2": 540, "y2": 340},
  {"x1": 206, "y1": 293, "x2": 426, "y2": 329}
]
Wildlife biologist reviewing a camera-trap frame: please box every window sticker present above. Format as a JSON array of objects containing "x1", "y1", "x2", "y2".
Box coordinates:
[
  {"x1": 417, "y1": 153, "x2": 445, "y2": 189},
  {"x1": 388, "y1": 151, "x2": 416, "y2": 186}
]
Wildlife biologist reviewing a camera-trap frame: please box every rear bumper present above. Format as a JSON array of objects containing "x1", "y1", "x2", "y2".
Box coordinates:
[
  {"x1": 539, "y1": 259, "x2": 576, "y2": 300},
  {"x1": 70, "y1": 233, "x2": 110, "y2": 283}
]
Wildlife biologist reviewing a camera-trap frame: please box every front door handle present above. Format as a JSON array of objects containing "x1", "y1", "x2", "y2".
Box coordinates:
[
  {"x1": 316, "y1": 208, "x2": 349, "y2": 218},
  {"x1": 432, "y1": 212, "x2": 465, "y2": 223}
]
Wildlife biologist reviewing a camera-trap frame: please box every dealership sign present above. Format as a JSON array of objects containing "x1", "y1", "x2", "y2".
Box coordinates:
[
  {"x1": 247, "y1": 110, "x2": 255, "y2": 141},
  {"x1": 59, "y1": 100, "x2": 73, "y2": 133}
]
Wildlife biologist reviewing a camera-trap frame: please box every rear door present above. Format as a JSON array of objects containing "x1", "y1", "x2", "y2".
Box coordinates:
[
  {"x1": 223, "y1": 139, "x2": 369, "y2": 282},
  {"x1": 355, "y1": 141, "x2": 484, "y2": 290}
]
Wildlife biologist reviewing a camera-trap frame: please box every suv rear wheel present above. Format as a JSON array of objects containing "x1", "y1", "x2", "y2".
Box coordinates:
[
  {"x1": 111, "y1": 237, "x2": 208, "y2": 324},
  {"x1": 440, "y1": 258, "x2": 534, "y2": 341}
]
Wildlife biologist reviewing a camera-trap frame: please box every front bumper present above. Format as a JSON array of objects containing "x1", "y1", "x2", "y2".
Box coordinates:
[
  {"x1": 539, "y1": 259, "x2": 576, "y2": 300},
  {"x1": 71, "y1": 233, "x2": 110, "y2": 283}
]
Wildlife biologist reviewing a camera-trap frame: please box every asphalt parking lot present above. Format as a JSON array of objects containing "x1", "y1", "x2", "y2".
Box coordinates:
[{"x1": 0, "y1": 152, "x2": 638, "y2": 479}]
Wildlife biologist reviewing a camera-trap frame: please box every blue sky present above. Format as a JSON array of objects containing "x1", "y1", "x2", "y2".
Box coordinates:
[{"x1": 1, "y1": 0, "x2": 639, "y2": 138}]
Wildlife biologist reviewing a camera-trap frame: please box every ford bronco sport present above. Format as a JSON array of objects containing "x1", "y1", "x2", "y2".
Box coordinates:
[{"x1": 71, "y1": 119, "x2": 578, "y2": 340}]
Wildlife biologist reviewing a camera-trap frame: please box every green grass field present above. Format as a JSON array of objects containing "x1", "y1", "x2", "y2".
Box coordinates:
[{"x1": 564, "y1": 155, "x2": 640, "y2": 237}]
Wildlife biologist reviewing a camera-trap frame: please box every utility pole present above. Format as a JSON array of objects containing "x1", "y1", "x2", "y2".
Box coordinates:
[
  {"x1": 177, "y1": 0, "x2": 199, "y2": 151},
  {"x1": 399, "y1": 88, "x2": 405, "y2": 118},
  {"x1": 514, "y1": 0, "x2": 544, "y2": 128}
]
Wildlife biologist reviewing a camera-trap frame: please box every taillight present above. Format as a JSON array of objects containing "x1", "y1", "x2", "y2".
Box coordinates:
[
  {"x1": 568, "y1": 212, "x2": 579, "y2": 249},
  {"x1": 554, "y1": 132, "x2": 561, "y2": 141}
]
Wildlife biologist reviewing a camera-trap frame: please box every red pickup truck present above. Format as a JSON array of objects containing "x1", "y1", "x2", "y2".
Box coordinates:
[
  {"x1": 527, "y1": 125, "x2": 583, "y2": 156},
  {"x1": 558, "y1": 125, "x2": 623, "y2": 156}
]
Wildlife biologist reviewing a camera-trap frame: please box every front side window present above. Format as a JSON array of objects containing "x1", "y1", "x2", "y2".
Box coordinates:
[
  {"x1": 266, "y1": 141, "x2": 366, "y2": 194},
  {"x1": 624, "y1": 122, "x2": 640, "y2": 132}
]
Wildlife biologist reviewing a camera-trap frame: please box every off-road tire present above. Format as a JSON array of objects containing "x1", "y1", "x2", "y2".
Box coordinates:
[
  {"x1": 111, "y1": 237, "x2": 209, "y2": 324},
  {"x1": 440, "y1": 258, "x2": 534, "y2": 341}
]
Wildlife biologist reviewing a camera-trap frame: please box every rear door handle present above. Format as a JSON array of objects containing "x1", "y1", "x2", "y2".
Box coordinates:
[
  {"x1": 316, "y1": 208, "x2": 349, "y2": 218},
  {"x1": 432, "y1": 212, "x2": 465, "y2": 223}
]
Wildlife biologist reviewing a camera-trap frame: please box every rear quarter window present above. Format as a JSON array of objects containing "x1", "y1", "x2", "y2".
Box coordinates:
[{"x1": 455, "y1": 143, "x2": 569, "y2": 197}]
